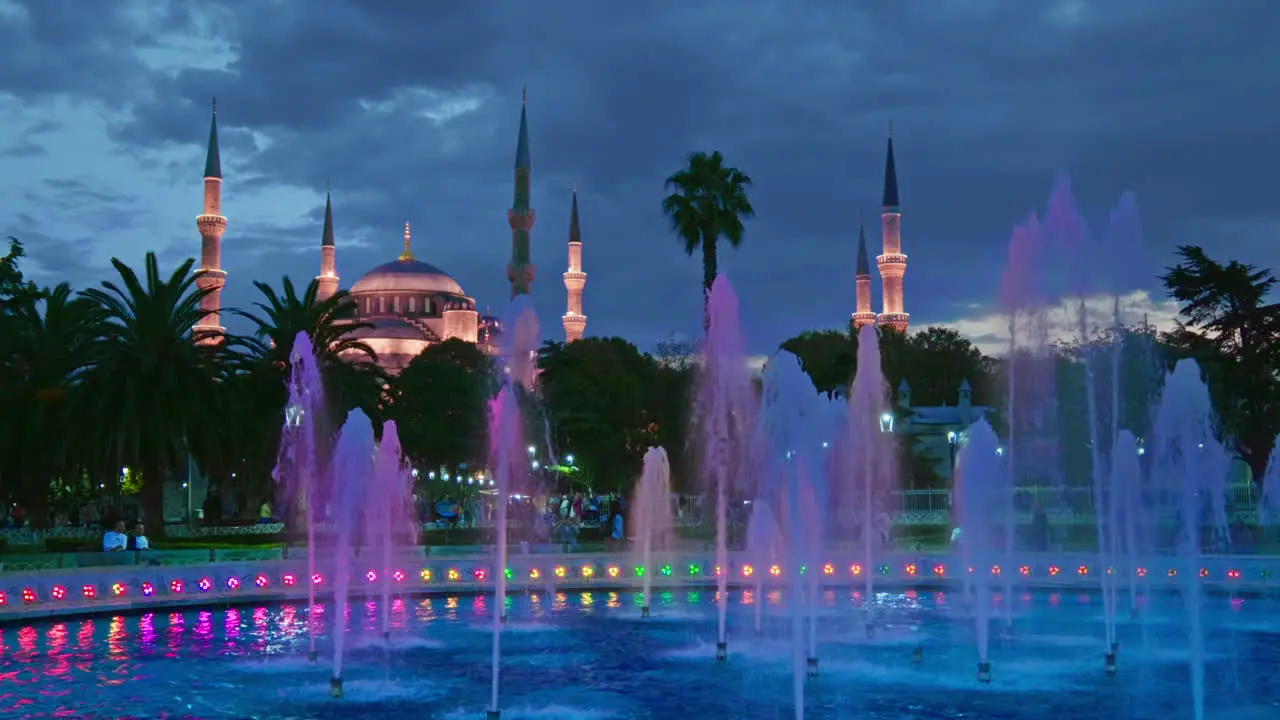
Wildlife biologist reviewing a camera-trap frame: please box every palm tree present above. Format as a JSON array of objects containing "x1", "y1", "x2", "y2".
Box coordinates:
[
  {"x1": 232, "y1": 276, "x2": 376, "y2": 371},
  {"x1": 77, "y1": 253, "x2": 223, "y2": 538},
  {"x1": 2, "y1": 283, "x2": 102, "y2": 525},
  {"x1": 661, "y1": 151, "x2": 755, "y2": 325},
  {"x1": 227, "y1": 277, "x2": 385, "y2": 505}
]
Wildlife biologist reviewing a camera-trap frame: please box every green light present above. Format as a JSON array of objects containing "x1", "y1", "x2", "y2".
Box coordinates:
[
  {"x1": 688, "y1": 564, "x2": 701, "y2": 576},
  {"x1": 1261, "y1": 570, "x2": 1273, "y2": 579},
  {"x1": 799, "y1": 565, "x2": 807, "y2": 575},
  {"x1": 504, "y1": 568, "x2": 513, "y2": 580},
  {"x1": 661, "y1": 564, "x2": 672, "y2": 577},
  {"x1": 878, "y1": 564, "x2": 890, "y2": 575},
  {"x1": 634, "y1": 566, "x2": 646, "y2": 577}
]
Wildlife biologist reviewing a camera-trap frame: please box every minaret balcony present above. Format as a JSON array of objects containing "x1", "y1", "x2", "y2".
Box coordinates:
[
  {"x1": 563, "y1": 271, "x2": 586, "y2": 290},
  {"x1": 877, "y1": 312, "x2": 910, "y2": 331},
  {"x1": 197, "y1": 214, "x2": 227, "y2": 234},
  {"x1": 562, "y1": 313, "x2": 587, "y2": 328},
  {"x1": 507, "y1": 208, "x2": 536, "y2": 231}
]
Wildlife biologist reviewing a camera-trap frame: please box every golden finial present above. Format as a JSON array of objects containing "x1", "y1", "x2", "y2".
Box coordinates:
[{"x1": 399, "y1": 221, "x2": 415, "y2": 261}]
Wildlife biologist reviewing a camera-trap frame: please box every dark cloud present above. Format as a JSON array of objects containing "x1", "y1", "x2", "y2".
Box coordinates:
[{"x1": 2, "y1": 0, "x2": 1276, "y2": 352}]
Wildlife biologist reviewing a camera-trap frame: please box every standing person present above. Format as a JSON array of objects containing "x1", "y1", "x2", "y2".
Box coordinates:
[
  {"x1": 128, "y1": 522, "x2": 151, "y2": 551},
  {"x1": 608, "y1": 505, "x2": 625, "y2": 550}
]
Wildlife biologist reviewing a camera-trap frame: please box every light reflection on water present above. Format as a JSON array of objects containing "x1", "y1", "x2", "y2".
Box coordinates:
[{"x1": 0, "y1": 589, "x2": 1274, "y2": 720}]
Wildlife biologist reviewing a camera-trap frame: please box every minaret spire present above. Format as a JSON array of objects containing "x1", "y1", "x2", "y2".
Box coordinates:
[
  {"x1": 316, "y1": 190, "x2": 338, "y2": 301},
  {"x1": 507, "y1": 91, "x2": 535, "y2": 297},
  {"x1": 193, "y1": 97, "x2": 227, "y2": 344},
  {"x1": 399, "y1": 221, "x2": 415, "y2": 261},
  {"x1": 875, "y1": 126, "x2": 909, "y2": 332},
  {"x1": 851, "y1": 210, "x2": 876, "y2": 330},
  {"x1": 562, "y1": 185, "x2": 587, "y2": 342}
]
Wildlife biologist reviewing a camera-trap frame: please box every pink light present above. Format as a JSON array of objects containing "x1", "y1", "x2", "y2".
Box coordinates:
[
  {"x1": 198, "y1": 577, "x2": 213, "y2": 593},
  {"x1": 255, "y1": 574, "x2": 269, "y2": 588},
  {"x1": 169, "y1": 579, "x2": 184, "y2": 594},
  {"x1": 392, "y1": 570, "x2": 406, "y2": 583},
  {"x1": 51, "y1": 585, "x2": 67, "y2": 600},
  {"x1": 22, "y1": 588, "x2": 36, "y2": 603},
  {"x1": 311, "y1": 573, "x2": 324, "y2": 585},
  {"x1": 141, "y1": 582, "x2": 155, "y2": 596},
  {"x1": 365, "y1": 570, "x2": 378, "y2": 583},
  {"x1": 282, "y1": 574, "x2": 297, "y2": 586},
  {"x1": 473, "y1": 568, "x2": 488, "y2": 582},
  {"x1": 226, "y1": 577, "x2": 241, "y2": 590},
  {"x1": 81, "y1": 584, "x2": 97, "y2": 599}
]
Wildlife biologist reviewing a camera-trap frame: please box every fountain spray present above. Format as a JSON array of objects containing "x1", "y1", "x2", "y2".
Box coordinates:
[
  {"x1": 328, "y1": 409, "x2": 377, "y2": 699},
  {"x1": 275, "y1": 331, "x2": 327, "y2": 665},
  {"x1": 635, "y1": 447, "x2": 673, "y2": 618}
]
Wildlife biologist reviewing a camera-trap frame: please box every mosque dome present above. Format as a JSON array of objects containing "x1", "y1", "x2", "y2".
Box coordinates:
[
  {"x1": 349, "y1": 257, "x2": 464, "y2": 296},
  {"x1": 348, "y1": 222, "x2": 465, "y2": 297}
]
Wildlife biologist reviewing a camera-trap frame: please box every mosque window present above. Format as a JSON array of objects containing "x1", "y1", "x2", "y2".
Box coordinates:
[
  {"x1": 393, "y1": 296, "x2": 400, "y2": 313},
  {"x1": 424, "y1": 297, "x2": 433, "y2": 315},
  {"x1": 378, "y1": 297, "x2": 386, "y2": 314},
  {"x1": 408, "y1": 297, "x2": 416, "y2": 313}
]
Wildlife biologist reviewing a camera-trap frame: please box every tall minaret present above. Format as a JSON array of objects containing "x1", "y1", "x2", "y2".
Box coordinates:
[
  {"x1": 507, "y1": 88, "x2": 535, "y2": 298},
  {"x1": 851, "y1": 211, "x2": 876, "y2": 330},
  {"x1": 315, "y1": 190, "x2": 338, "y2": 301},
  {"x1": 193, "y1": 98, "x2": 227, "y2": 343},
  {"x1": 562, "y1": 185, "x2": 587, "y2": 342},
  {"x1": 876, "y1": 124, "x2": 909, "y2": 332}
]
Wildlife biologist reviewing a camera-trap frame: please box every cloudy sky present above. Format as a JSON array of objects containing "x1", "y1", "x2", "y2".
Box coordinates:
[{"x1": 1, "y1": 0, "x2": 1276, "y2": 355}]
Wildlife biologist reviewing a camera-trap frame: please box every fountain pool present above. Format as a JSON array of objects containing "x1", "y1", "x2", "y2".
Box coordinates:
[{"x1": 2, "y1": 583, "x2": 1278, "y2": 719}]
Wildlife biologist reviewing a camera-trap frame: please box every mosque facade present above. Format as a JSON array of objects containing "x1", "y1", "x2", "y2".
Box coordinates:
[{"x1": 190, "y1": 94, "x2": 588, "y2": 373}]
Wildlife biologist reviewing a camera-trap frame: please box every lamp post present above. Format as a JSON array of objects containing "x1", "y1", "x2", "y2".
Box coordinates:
[
  {"x1": 878, "y1": 412, "x2": 894, "y2": 433},
  {"x1": 947, "y1": 431, "x2": 958, "y2": 478}
]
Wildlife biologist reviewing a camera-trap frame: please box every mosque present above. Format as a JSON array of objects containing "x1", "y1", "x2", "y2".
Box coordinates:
[
  {"x1": 189, "y1": 94, "x2": 589, "y2": 373},
  {"x1": 188, "y1": 93, "x2": 906, "y2": 373}
]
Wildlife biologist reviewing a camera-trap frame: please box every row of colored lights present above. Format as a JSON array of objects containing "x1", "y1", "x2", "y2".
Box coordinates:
[{"x1": 1, "y1": 562, "x2": 1269, "y2": 607}]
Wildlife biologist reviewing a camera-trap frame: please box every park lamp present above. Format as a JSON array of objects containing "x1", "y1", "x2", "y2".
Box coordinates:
[
  {"x1": 427, "y1": 471, "x2": 436, "y2": 480},
  {"x1": 531, "y1": 460, "x2": 540, "y2": 470},
  {"x1": 947, "y1": 431, "x2": 958, "y2": 446},
  {"x1": 527, "y1": 445, "x2": 536, "y2": 456},
  {"x1": 565, "y1": 454, "x2": 575, "y2": 465},
  {"x1": 879, "y1": 412, "x2": 894, "y2": 433}
]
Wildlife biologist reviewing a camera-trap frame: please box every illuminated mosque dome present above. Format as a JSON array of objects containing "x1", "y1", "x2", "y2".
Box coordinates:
[{"x1": 342, "y1": 222, "x2": 498, "y2": 373}]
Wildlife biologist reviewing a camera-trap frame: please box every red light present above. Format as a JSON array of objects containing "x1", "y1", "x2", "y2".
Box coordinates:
[
  {"x1": 51, "y1": 585, "x2": 67, "y2": 600},
  {"x1": 742, "y1": 564, "x2": 755, "y2": 577},
  {"x1": 769, "y1": 564, "x2": 781, "y2": 577},
  {"x1": 607, "y1": 566, "x2": 620, "y2": 578},
  {"x1": 715, "y1": 565, "x2": 724, "y2": 576},
  {"x1": 528, "y1": 568, "x2": 540, "y2": 580},
  {"x1": 226, "y1": 577, "x2": 241, "y2": 590},
  {"x1": 170, "y1": 579, "x2": 185, "y2": 594},
  {"x1": 991, "y1": 565, "x2": 1001, "y2": 576},
  {"x1": 312, "y1": 573, "x2": 324, "y2": 585},
  {"x1": 1077, "y1": 566, "x2": 1089, "y2": 576},
  {"x1": 1167, "y1": 568, "x2": 1177, "y2": 578},
  {"x1": 1019, "y1": 565, "x2": 1030, "y2": 576},
  {"x1": 282, "y1": 574, "x2": 296, "y2": 586},
  {"x1": 1227, "y1": 569, "x2": 1241, "y2": 580},
  {"x1": 0, "y1": 591, "x2": 5, "y2": 606},
  {"x1": 933, "y1": 564, "x2": 945, "y2": 576},
  {"x1": 1198, "y1": 568, "x2": 1209, "y2": 578},
  {"x1": 904, "y1": 563, "x2": 918, "y2": 576},
  {"x1": 111, "y1": 583, "x2": 126, "y2": 596},
  {"x1": 22, "y1": 588, "x2": 36, "y2": 603},
  {"x1": 366, "y1": 570, "x2": 378, "y2": 583},
  {"x1": 392, "y1": 570, "x2": 406, "y2": 583},
  {"x1": 1048, "y1": 566, "x2": 1060, "y2": 577},
  {"x1": 823, "y1": 563, "x2": 835, "y2": 576},
  {"x1": 141, "y1": 582, "x2": 155, "y2": 596},
  {"x1": 850, "y1": 564, "x2": 862, "y2": 576},
  {"x1": 254, "y1": 574, "x2": 269, "y2": 588},
  {"x1": 198, "y1": 577, "x2": 213, "y2": 592},
  {"x1": 82, "y1": 584, "x2": 97, "y2": 599},
  {"x1": 1136, "y1": 567, "x2": 1148, "y2": 577},
  {"x1": 473, "y1": 568, "x2": 488, "y2": 582}
]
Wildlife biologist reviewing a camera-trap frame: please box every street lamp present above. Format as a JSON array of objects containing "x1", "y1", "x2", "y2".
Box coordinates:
[
  {"x1": 527, "y1": 445, "x2": 536, "y2": 456},
  {"x1": 565, "y1": 454, "x2": 575, "y2": 465},
  {"x1": 947, "y1": 430, "x2": 958, "y2": 479},
  {"x1": 879, "y1": 412, "x2": 894, "y2": 433}
]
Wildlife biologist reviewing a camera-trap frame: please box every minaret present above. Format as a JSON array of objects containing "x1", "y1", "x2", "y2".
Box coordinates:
[
  {"x1": 876, "y1": 124, "x2": 909, "y2": 332},
  {"x1": 507, "y1": 88, "x2": 535, "y2": 298},
  {"x1": 193, "y1": 98, "x2": 227, "y2": 343},
  {"x1": 851, "y1": 211, "x2": 876, "y2": 330},
  {"x1": 315, "y1": 190, "x2": 338, "y2": 301},
  {"x1": 562, "y1": 185, "x2": 587, "y2": 342}
]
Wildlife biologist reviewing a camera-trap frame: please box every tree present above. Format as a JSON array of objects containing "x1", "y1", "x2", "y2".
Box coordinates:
[
  {"x1": 76, "y1": 253, "x2": 223, "y2": 537},
  {"x1": 2, "y1": 283, "x2": 103, "y2": 525},
  {"x1": 390, "y1": 339, "x2": 492, "y2": 477},
  {"x1": 661, "y1": 151, "x2": 755, "y2": 325},
  {"x1": 780, "y1": 329, "x2": 855, "y2": 396},
  {"x1": 537, "y1": 337, "x2": 661, "y2": 492},
  {"x1": 1161, "y1": 246, "x2": 1280, "y2": 485}
]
